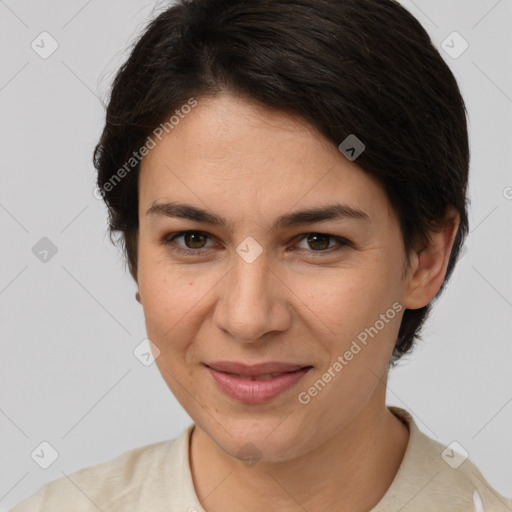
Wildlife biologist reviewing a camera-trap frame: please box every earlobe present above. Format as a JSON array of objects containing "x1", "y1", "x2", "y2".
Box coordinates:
[
  {"x1": 136, "y1": 291, "x2": 142, "y2": 304},
  {"x1": 402, "y1": 208, "x2": 460, "y2": 310}
]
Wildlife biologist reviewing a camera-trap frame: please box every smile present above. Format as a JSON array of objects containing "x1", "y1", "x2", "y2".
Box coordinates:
[{"x1": 205, "y1": 364, "x2": 313, "y2": 404}]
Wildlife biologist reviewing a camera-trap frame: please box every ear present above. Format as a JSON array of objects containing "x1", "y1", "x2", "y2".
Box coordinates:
[{"x1": 402, "y1": 207, "x2": 460, "y2": 310}]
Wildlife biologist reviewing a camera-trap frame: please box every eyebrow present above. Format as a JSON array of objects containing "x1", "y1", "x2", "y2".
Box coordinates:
[{"x1": 146, "y1": 201, "x2": 371, "y2": 230}]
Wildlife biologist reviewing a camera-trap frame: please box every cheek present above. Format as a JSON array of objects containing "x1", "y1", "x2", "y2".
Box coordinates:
[
  {"x1": 138, "y1": 257, "x2": 219, "y2": 347},
  {"x1": 296, "y1": 263, "x2": 401, "y2": 336}
]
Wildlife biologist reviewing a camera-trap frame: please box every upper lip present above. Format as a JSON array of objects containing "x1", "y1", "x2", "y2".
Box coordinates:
[{"x1": 205, "y1": 361, "x2": 311, "y2": 376}]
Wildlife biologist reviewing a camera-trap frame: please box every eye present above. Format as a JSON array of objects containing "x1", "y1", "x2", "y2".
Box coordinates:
[
  {"x1": 160, "y1": 230, "x2": 351, "y2": 257},
  {"x1": 162, "y1": 230, "x2": 216, "y2": 255},
  {"x1": 295, "y1": 233, "x2": 351, "y2": 253}
]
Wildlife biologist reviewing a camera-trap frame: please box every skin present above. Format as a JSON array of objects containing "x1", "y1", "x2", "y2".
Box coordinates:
[{"x1": 135, "y1": 92, "x2": 459, "y2": 511}]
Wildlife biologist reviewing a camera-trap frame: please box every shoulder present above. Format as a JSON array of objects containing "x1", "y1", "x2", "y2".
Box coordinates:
[
  {"x1": 380, "y1": 407, "x2": 512, "y2": 512},
  {"x1": 418, "y1": 431, "x2": 511, "y2": 511},
  {"x1": 9, "y1": 427, "x2": 192, "y2": 512}
]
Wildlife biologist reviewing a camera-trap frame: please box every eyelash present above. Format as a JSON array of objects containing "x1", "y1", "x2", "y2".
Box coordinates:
[{"x1": 160, "y1": 230, "x2": 352, "y2": 257}]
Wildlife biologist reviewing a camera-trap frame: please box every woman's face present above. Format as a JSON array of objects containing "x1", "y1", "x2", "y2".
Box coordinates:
[{"x1": 136, "y1": 93, "x2": 415, "y2": 462}]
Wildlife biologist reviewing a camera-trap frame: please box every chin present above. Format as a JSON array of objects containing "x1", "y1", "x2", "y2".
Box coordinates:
[{"x1": 202, "y1": 413, "x2": 313, "y2": 464}]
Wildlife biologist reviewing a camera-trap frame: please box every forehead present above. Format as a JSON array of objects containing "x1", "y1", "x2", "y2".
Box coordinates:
[
  {"x1": 138, "y1": 94, "x2": 394, "y2": 226},
  {"x1": 141, "y1": 94, "x2": 333, "y2": 176}
]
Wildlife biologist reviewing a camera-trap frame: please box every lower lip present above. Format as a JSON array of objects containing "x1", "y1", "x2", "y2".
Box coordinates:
[{"x1": 206, "y1": 366, "x2": 312, "y2": 404}]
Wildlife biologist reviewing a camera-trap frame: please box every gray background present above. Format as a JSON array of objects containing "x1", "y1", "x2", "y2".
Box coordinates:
[{"x1": 1, "y1": 0, "x2": 511, "y2": 508}]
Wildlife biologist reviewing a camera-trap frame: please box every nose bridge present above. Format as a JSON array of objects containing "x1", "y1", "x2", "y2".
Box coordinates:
[
  {"x1": 230, "y1": 246, "x2": 272, "y2": 312},
  {"x1": 214, "y1": 243, "x2": 289, "y2": 342}
]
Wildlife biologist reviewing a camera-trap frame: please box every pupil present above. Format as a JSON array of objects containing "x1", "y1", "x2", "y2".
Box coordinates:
[
  {"x1": 186, "y1": 232, "x2": 206, "y2": 248},
  {"x1": 308, "y1": 233, "x2": 329, "y2": 250}
]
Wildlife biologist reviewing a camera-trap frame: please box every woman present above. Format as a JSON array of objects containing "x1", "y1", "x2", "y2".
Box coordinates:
[{"x1": 11, "y1": 0, "x2": 512, "y2": 510}]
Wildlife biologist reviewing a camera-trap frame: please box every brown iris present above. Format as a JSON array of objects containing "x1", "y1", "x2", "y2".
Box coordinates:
[
  {"x1": 183, "y1": 232, "x2": 208, "y2": 249},
  {"x1": 306, "y1": 234, "x2": 330, "y2": 250}
]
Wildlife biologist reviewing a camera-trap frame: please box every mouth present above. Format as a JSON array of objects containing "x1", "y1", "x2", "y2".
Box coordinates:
[
  {"x1": 221, "y1": 372, "x2": 293, "y2": 381},
  {"x1": 204, "y1": 362, "x2": 313, "y2": 404}
]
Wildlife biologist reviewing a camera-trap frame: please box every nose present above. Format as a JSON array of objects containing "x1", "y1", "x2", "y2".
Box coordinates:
[{"x1": 213, "y1": 248, "x2": 292, "y2": 344}]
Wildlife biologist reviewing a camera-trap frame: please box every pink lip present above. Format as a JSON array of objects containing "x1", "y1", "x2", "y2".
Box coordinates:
[{"x1": 205, "y1": 362, "x2": 312, "y2": 404}]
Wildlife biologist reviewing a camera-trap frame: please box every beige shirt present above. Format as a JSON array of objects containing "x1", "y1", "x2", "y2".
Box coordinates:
[{"x1": 10, "y1": 407, "x2": 512, "y2": 511}]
